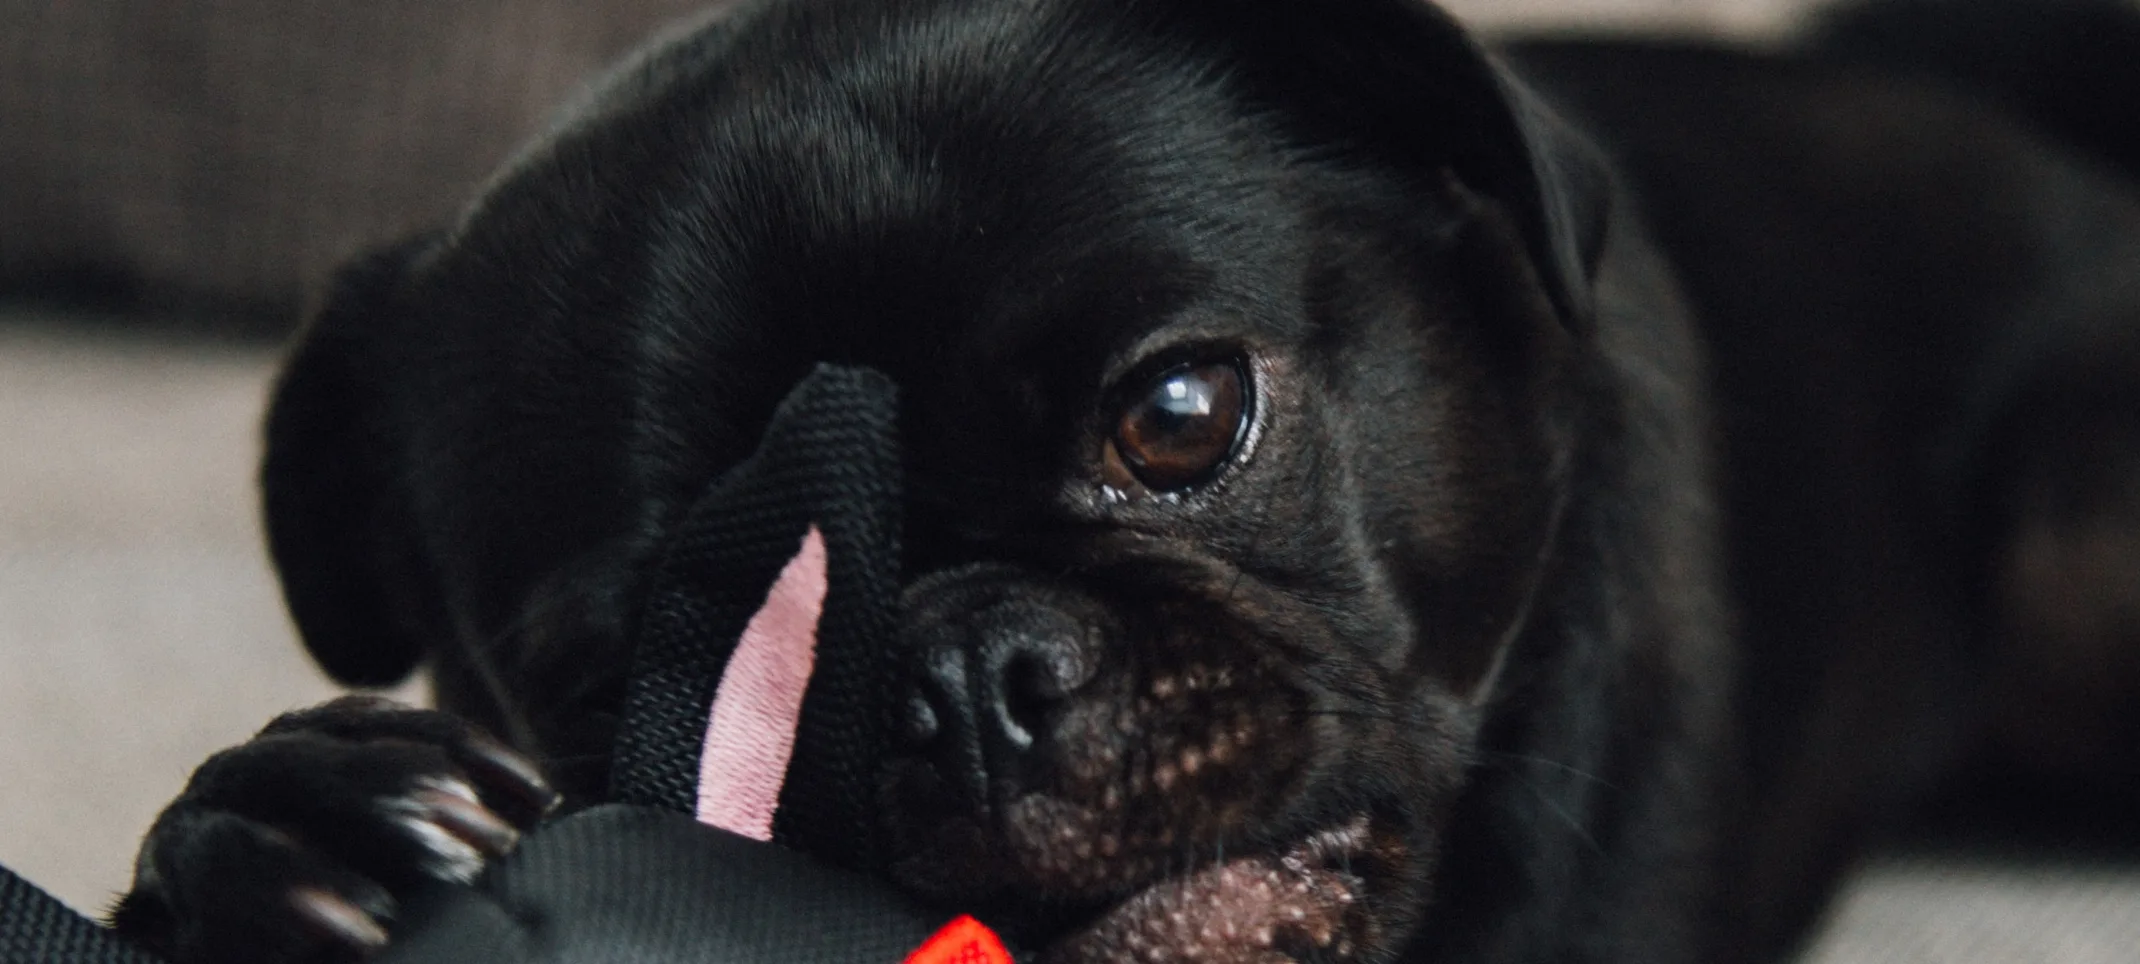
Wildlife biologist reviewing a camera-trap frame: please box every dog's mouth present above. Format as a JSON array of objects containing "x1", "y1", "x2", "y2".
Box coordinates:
[
  {"x1": 1037, "y1": 813, "x2": 1382, "y2": 963},
  {"x1": 891, "y1": 796, "x2": 1396, "y2": 963}
]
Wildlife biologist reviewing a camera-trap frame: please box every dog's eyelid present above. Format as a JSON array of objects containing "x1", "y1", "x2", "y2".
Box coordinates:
[{"x1": 1092, "y1": 319, "x2": 1265, "y2": 393}]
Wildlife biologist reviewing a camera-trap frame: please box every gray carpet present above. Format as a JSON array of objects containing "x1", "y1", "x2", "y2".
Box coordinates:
[{"x1": 1, "y1": 317, "x2": 2135, "y2": 957}]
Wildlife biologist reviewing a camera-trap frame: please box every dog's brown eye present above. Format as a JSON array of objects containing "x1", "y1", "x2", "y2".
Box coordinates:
[{"x1": 1104, "y1": 360, "x2": 1249, "y2": 493}]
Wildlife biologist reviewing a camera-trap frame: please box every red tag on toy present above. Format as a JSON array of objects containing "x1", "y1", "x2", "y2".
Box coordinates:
[{"x1": 903, "y1": 915, "x2": 1014, "y2": 964}]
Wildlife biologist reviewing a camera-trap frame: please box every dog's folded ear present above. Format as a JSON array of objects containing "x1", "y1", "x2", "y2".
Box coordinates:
[
  {"x1": 1173, "y1": 0, "x2": 1611, "y2": 327},
  {"x1": 261, "y1": 234, "x2": 448, "y2": 687}
]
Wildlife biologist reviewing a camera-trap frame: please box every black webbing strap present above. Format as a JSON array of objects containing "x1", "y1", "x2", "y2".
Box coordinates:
[
  {"x1": 609, "y1": 364, "x2": 905, "y2": 874},
  {"x1": 0, "y1": 864, "x2": 160, "y2": 964}
]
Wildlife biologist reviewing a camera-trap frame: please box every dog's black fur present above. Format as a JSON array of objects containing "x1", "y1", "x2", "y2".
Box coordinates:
[
  {"x1": 1508, "y1": 33, "x2": 2140, "y2": 945},
  {"x1": 112, "y1": 1, "x2": 2140, "y2": 963}
]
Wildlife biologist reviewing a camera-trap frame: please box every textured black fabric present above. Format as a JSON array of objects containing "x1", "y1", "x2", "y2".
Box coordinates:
[
  {"x1": 611, "y1": 364, "x2": 906, "y2": 875},
  {"x1": 0, "y1": 865, "x2": 160, "y2": 964},
  {"x1": 380, "y1": 806, "x2": 945, "y2": 964}
]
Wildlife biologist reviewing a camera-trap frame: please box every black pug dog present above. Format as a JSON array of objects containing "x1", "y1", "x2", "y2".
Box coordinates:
[{"x1": 109, "y1": 0, "x2": 2140, "y2": 962}]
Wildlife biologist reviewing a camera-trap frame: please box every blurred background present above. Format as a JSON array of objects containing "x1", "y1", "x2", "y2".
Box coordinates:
[{"x1": 0, "y1": 1, "x2": 2135, "y2": 961}]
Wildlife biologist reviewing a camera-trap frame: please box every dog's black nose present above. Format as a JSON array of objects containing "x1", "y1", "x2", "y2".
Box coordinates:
[{"x1": 906, "y1": 600, "x2": 1099, "y2": 804}]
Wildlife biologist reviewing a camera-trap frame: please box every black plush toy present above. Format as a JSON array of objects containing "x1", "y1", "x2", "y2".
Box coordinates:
[{"x1": 0, "y1": 365, "x2": 1017, "y2": 964}]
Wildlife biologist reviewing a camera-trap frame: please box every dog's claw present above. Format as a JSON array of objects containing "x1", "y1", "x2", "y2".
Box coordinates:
[
  {"x1": 416, "y1": 788, "x2": 523, "y2": 857},
  {"x1": 459, "y1": 732, "x2": 563, "y2": 825},
  {"x1": 288, "y1": 886, "x2": 391, "y2": 953}
]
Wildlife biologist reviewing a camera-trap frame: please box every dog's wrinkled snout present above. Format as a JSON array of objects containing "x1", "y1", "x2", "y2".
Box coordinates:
[{"x1": 905, "y1": 597, "x2": 1102, "y2": 806}]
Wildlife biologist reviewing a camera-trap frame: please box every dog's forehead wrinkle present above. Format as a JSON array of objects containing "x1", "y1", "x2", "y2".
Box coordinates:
[
  {"x1": 557, "y1": 14, "x2": 1350, "y2": 417},
  {"x1": 663, "y1": 136, "x2": 1297, "y2": 401},
  {"x1": 659, "y1": 7, "x2": 1307, "y2": 253}
]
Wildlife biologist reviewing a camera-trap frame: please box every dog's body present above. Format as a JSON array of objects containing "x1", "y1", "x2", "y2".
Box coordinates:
[
  {"x1": 112, "y1": 2, "x2": 2140, "y2": 963},
  {"x1": 1511, "y1": 36, "x2": 2140, "y2": 942}
]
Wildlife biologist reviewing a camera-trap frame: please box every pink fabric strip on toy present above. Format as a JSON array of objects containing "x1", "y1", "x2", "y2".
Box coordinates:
[{"x1": 696, "y1": 526, "x2": 827, "y2": 840}]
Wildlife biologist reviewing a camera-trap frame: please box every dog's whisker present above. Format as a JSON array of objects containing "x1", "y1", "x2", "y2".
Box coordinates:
[
  {"x1": 1476, "y1": 751, "x2": 1619, "y2": 791},
  {"x1": 1291, "y1": 708, "x2": 1404, "y2": 725},
  {"x1": 1219, "y1": 513, "x2": 1267, "y2": 609},
  {"x1": 1503, "y1": 769, "x2": 1603, "y2": 855}
]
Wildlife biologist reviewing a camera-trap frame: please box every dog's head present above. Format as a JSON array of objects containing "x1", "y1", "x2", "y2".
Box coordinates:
[{"x1": 263, "y1": 0, "x2": 1610, "y2": 957}]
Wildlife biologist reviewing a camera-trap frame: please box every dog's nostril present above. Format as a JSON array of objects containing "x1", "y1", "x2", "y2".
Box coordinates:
[
  {"x1": 999, "y1": 653, "x2": 1055, "y2": 752},
  {"x1": 904, "y1": 692, "x2": 941, "y2": 746},
  {"x1": 905, "y1": 646, "x2": 969, "y2": 755},
  {"x1": 983, "y1": 622, "x2": 1099, "y2": 758}
]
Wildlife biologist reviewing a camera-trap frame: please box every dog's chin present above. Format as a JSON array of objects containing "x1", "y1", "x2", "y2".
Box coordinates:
[{"x1": 889, "y1": 795, "x2": 1415, "y2": 963}]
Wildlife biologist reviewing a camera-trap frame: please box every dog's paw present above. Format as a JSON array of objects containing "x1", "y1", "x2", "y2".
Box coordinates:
[{"x1": 110, "y1": 696, "x2": 560, "y2": 964}]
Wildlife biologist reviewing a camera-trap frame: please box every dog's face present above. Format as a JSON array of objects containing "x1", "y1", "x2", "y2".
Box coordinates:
[
  {"x1": 264, "y1": 0, "x2": 1606, "y2": 958},
  {"x1": 875, "y1": 144, "x2": 1573, "y2": 956}
]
